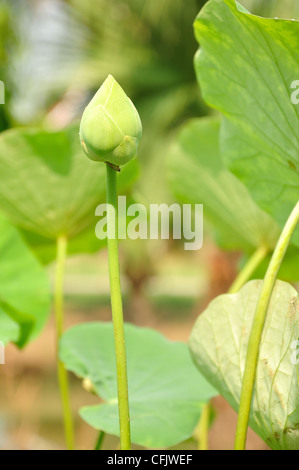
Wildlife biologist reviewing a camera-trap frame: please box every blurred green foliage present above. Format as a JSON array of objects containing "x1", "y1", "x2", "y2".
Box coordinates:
[
  {"x1": 1, "y1": 0, "x2": 298, "y2": 203},
  {"x1": 0, "y1": 0, "x2": 298, "y2": 263}
]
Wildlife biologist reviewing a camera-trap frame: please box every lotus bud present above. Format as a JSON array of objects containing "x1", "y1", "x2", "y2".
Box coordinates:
[{"x1": 79, "y1": 75, "x2": 142, "y2": 167}]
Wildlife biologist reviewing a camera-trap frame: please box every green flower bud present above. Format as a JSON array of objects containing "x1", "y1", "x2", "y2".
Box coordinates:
[{"x1": 80, "y1": 75, "x2": 142, "y2": 166}]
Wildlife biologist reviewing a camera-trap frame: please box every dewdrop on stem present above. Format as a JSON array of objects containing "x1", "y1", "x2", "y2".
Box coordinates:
[{"x1": 80, "y1": 75, "x2": 142, "y2": 167}]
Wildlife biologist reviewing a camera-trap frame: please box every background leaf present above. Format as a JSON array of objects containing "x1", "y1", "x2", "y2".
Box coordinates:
[
  {"x1": 168, "y1": 117, "x2": 280, "y2": 251},
  {"x1": 60, "y1": 322, "x2": 217, "y2": 448},
  {"x1": 0, "y1": 125, "x2": 138, "y2": 251},
  {"x1": 0, "y1": 213, "x2": 51, "y2": 347},
  {"x1": 190, "y1": 280, "x2": 299, "y2": 450},
  {"x1": 193, "y1": 0, "x2": 299, "y2": 245},
  {"x1": 20, "y1": 225, "x2": 106, "y2": 265}
]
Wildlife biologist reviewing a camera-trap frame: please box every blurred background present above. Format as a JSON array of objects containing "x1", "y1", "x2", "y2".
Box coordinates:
[{"x1": 0, "y1": 0, "x2": 298, "y2": 450}]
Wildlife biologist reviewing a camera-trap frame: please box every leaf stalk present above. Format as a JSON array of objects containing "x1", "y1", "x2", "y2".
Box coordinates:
[
  {"x1": 234, "y1": 201, "x2": 299, "y2": 450},
  {"x1": 55, "y1": 234, "x2": 75, "y2": 450},
  {"x1": 106, "y1": 164, "x2": 131, "y2": 450}
]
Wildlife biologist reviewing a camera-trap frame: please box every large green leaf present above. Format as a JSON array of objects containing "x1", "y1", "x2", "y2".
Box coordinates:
[
  {"x1": 0, "y1": 213, "x2": 50, "y2": 347},
  {"x1": 168, "y1": 117, "x2": 279, "y2": 251},
  {"x1": 0, "y1": 125, "x2": 138, "y2": 242},
  {"x1": 60, "y1": 322, "x2": 216, "y2": 448},
  {"x1": 194, "y1": 0, "x2": 299, "y2": 245},
  {"x1": 189, "y1": 280, "x2": 299, "y2": 450}
]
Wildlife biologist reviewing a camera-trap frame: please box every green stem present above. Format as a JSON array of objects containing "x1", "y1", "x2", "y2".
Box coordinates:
[
  {"x1": 228, "y1": 245, "x2": 269, "y2": 295},
  {"x1": 106, "y1": 164, "x2": 131, "y2": 450},
  {"x1": 94, "y1": 431, "x2": 105, "y2": 450},
  {"x1": 198, "y1": 403, "x2": 210, "y2": 450},
  {"x1": 55, "y1": 235, "x2": 75, "y2": 450},
  {"x1": 234, "y1": 201, "x2": 299, "y2": 450}
]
